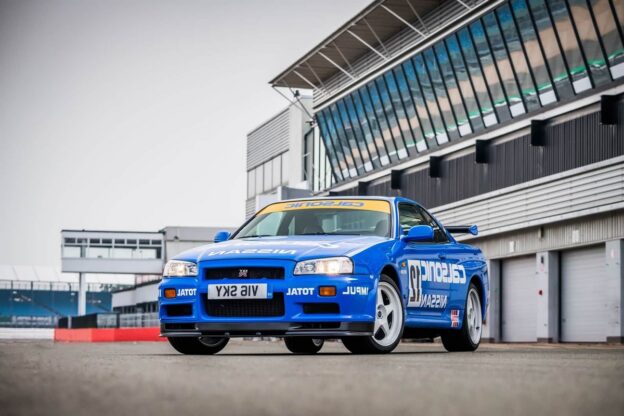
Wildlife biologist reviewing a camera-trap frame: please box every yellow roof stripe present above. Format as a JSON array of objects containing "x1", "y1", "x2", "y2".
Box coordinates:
[{"x1": 260, "y1": 199, "x2": 391, "y2": 214}]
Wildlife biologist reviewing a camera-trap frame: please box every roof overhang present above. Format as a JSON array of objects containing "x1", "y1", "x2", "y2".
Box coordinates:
[{"x1": 270, "y1": 0, "x2": 458, "y2": 90}]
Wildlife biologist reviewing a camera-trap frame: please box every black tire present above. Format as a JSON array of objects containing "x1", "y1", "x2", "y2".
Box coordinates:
[
  {"x1": 284, "y1": 337, "x2": 324, "y2": 354},
  {"x1": 167, "y1": 336, "x2": 229, "y2": 355},
  {"x1": 341, "y1": 275, "x2": 404, "y2": 354},
  {"x1": 441, "y1": 283, "x2": 482, "y2": 352}
]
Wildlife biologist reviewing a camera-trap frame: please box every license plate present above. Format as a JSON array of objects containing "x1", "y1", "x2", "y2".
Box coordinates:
[{"x1": 207, "y1": 283, "x2": 268, "y2": 299}]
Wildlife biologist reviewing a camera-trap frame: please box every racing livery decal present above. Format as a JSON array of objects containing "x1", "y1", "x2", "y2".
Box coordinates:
[
  {"x1": 407, "y1": 260, "x2": 466, "y2": 307},
  {"x1": 176, "y1": 288, "x2": 197, "y2": 297}
]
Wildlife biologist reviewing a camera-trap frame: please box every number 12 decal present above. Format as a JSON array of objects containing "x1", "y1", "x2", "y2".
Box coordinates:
[{"x1": 408, "y1": 261, "x2": 422, "y2": 307}]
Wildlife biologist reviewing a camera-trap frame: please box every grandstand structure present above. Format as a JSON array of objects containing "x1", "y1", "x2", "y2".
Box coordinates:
[{"x1": 0, "y1": 265, "x2": 133, "y2": 327}]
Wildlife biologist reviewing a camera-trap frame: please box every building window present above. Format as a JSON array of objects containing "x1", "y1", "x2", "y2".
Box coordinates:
[{"x1": 313, "y1": 0, "x2": 624, "y2": 189}]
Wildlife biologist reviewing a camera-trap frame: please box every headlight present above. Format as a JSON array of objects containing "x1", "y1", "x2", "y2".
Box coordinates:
[
  {"x1": 163, "y1": 260, "x2": 198, "y2": 277},
  {"x1": 293, "y1": 257, "x2": 353, "y2": 275}
]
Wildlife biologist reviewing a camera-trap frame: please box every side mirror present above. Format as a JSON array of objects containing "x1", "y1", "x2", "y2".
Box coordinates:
[
  {"x1": 213, "y1": 231, "x2": 231, "y2": 243},
  {"x1": 401, "y1": 225, "x2": 434, "y2": 243}
]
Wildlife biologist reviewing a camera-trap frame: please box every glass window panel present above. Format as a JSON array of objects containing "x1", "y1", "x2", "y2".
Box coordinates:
[
  {"x1": 345, "y1": 94, "x2": 376, "y2": 171},
  {"x1": 366, "y1": 82, "x2": 399, "y2": 162},
  {"x1": 457, "y1": 28, "x2": 498, "y2": 127},
  {"x1": 329, "y1": 103, "x2": 358, "y2": 177},
  {"x1": 614, "y1": 0, "x2": 624, "y2": 36},
  {"x1": 393, "y1": 66, "x2": 428, "y2": 151},
  {"x1": 527, "y1": 0, "x2": 575, "y2": 98},
  {"x1": 433, "y1": 43, "x2": 471, "y2": 136},
  {"x1": 359, "y1": 87, "x2": 391, "y2": 166},
  {"x1": 247, "y1": 169, "x2": 255, "y2": 198},
  {"x1": 482, "y1": 12, "x2": 528, "y2": 116},
  {"x1": 511, "y1": 0, "x2": 557, "y2": 105},
  {"x1": 424, "y1": 48, "x2": 460, "y2": 139},
  {"x1": 336, "y1": 100, "x2": 365, "y2": 174},
  {"x1": 375, "y1": 77, "x2": 408, "y2": 158},
  {"x1": 401, "y1": 60, "x2": 438, "y2": 146},
  {"x1": 589, "y1": 0, "x2": 624, "y2": 78},
  {"x1": 568, "y1": 0, "x2": 611, "y2": 86},
  {"x1": 470, "y1": 20, "x2": 511, "y2": 121},
  {"x1": 272, "y1": 155, "x2": 281, "y2": 189},
  {"x1": 413, "y1": 54, "x2": 449, "y2": 144},
  {"x1": 263, "y1": 159, "x2": 272, "y2": 191},
  {"x1": 281, "y1": 151, "x2": 289, "y2": 185},
  {"x1": 351, "y1": 91, "x2": 382, "y2": 168},
  {"x1": 384, "y1": 72, "x2": 416, "y2": 154},
  {"x1": 255, "y1": 165, "x2": 262, "y2": 196},
  {"x1": 445, "y1": 35, "x2": 485, "y2": 132},
  {"x1": 497, "y1": 5, "x2": 542, "y2": 109},
  {"x1": 547, "y1": 0, "x2": 592, "y2": 92},
  {"x1": 320, "y1": 109, "x2": 350, "y2": 179},
  {"x1": 316, "y1": 112, "x2": 344, "y2": 182},
  {"x1": 62, "y1": 246, "x2": 81, "y2": 258}
]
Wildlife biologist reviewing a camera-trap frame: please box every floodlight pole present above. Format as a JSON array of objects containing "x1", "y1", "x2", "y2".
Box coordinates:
[{"x1": 78, "y1": 272, "x2": 86, "y2": 316}]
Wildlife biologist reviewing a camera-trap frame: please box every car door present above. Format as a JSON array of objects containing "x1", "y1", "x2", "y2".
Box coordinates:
[
  {"x1": 418, "y1": 206, "x2": 476, "y2": 318},
  {"x1": 397, "y1": 203, "x2": 449, "y2": 318}
]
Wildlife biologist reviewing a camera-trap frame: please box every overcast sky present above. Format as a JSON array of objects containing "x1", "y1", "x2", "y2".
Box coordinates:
[{"x1": 0, "y1": 0, "x2": 369, "y2": 267}]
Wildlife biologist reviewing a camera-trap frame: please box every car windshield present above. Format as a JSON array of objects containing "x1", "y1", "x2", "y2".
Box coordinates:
[{"x1": 235, "y1": 200, "x2": 392, "y2": 238}]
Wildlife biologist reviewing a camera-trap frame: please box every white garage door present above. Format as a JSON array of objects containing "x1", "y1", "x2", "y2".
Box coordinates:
[
  {"x1": 561, "y1": 245, "x2": 607, "y2": 342},
  {"x1": 502, "y1": 256, "x2": 537, "y2": 342}
]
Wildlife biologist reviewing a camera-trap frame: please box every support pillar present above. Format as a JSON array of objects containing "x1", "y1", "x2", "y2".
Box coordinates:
[
  {"x1": 482, "y1": 259, "x2": 501, "y2": 343},
  {"x1": 78, "y1": 272, "x2": 87, "y2": 316},
  {"x1": 536, "y1": 251, "x2": 559, "y2": 343},
  {"x1": 606, "y1": 240, "x2": 624, "y2": 343}
]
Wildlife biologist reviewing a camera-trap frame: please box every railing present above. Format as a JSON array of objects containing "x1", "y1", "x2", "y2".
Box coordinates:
[
  {"x1": 0, "y1": 315, "x2": 58, "y2": 328},
  {"x1": 118, "y1": 312, "x2": 159, "y2": 328}
]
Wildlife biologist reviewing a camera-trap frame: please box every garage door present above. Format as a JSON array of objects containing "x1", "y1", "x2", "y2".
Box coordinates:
[
  {"x1": 561, "y1": 245, "x2": 607, "y2": 342},
  {"x1": 502, "y1": 256, "x2": 537, "y2": 342}
]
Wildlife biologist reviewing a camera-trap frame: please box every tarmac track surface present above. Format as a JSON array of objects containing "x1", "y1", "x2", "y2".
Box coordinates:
[{"x1": 0, "y1": 339, "x2": 623, "y2": 416}]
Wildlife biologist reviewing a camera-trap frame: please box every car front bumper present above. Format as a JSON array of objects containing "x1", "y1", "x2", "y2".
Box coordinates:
[{"x1": 158, "y1": 259, "x2": 377, "y2": 338}]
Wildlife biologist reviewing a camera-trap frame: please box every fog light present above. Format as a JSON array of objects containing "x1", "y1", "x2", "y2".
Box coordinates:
[
  {"x1": 319, "y1": 286, "x2": 336, "y2": 297},
  {"x1": 164, "y1": 288, "x2": 176, "y2": 299}
]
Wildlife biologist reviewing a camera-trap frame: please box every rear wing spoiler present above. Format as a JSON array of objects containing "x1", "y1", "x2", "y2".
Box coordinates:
[{"x1": 445, "y1": 225, "x2": 479, "y2": 236}]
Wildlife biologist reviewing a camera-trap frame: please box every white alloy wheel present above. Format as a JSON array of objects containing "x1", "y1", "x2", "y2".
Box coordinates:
[
  {"x1": 373, "y1": 281, "x2": 403, "y2": 347},
  {"x1": 466, "y1": 287, "x2": 482, "y2": 345}
]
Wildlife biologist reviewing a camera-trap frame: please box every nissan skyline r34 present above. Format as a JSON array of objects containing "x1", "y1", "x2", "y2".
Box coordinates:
[{"x1": 159, "y1": 197, "x2": 488, "y2": 354}]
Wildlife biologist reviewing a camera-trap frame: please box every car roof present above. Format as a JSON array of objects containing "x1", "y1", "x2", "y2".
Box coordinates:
[{"x1": 272, "y1": 196, "x2": 417, "y2": 204}]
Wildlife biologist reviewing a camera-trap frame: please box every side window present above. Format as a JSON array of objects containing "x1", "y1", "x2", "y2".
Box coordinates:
[
  {"x1": 398, "y1": 204, "x2": 428, "y2": 233},
  {"x1": 418, "y1": 207, "x2": 449, "y2": 243}
]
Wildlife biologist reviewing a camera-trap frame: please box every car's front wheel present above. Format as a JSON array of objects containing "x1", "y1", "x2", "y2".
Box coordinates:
[
  {"x1": 342, "y1": 275, "x2": 404, "y2": 354},
  {"x1": 167, "y1": 336, "x2": 229, "y2": 355},
  {"x1": 441, "y1": 283, "x2": 482, "y2": 352},
  {"x1": 284, "y1": 337, "x2": 324, "y2": 354}
]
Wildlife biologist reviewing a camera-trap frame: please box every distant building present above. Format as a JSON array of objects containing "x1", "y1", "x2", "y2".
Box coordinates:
[
  {"x1": 110, "y1": 226, "x2": 236, "y2": 314},
  {"x1": 245, "y1": 98, "x2": 315, "y2": 217}
]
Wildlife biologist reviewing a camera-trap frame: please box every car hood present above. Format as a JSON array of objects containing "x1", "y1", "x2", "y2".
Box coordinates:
[{"x1": 174, "y1": 235, "x2": 389, "y2": 263}]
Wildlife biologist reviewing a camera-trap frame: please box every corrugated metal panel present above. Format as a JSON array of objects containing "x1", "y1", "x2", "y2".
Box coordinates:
[
  {"x1": 560, "y1": 245, "x2": 608, "y2": 342},
  {"x1": 468, "y1": 211, "x2": 624, "y2": 260},
  {"x1": 501, "y1": 256, "x2": 537, "y2": 342},
  {"x1": 431, "y1": 159, "x2": 624, "y2": 238},
  {"x1": 245, "y1": 198, "x2": 256, "y2": 219},
  {"x1": 247, "y1": 108, "x2": 290, "y2": 170}
]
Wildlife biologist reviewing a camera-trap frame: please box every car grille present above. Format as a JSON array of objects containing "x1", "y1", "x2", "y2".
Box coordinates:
[
  {"x1": 205, "y1": 293, "x2": 285, "y2": 317},
  {"x1": 204, "y1": 267, "x2": 284, "y2": 280}
]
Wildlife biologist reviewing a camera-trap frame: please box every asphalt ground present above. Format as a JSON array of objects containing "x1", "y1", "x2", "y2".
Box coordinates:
[{"x1": 0, "y1": 339, "x2": 622, "y2": 416}]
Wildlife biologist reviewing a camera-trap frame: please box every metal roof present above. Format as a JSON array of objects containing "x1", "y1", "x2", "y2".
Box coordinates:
[{"x1": 270, "y1": 0, "x2": 457, "y2": 90}]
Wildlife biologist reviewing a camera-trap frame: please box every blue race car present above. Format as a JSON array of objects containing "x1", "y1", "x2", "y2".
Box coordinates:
[{"x1": 159, "y1": 197, "x2": 488, "y2": 354}]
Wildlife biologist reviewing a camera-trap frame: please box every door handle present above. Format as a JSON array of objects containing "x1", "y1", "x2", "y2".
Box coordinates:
[{"x1": 438, "y1": 254, "x2": 447, "y2": 260}]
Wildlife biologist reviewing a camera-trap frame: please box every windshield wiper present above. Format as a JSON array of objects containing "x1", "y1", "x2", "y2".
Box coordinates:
[{"x1": 238, "y1": 234, "x2": 273, "y2": 239}]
